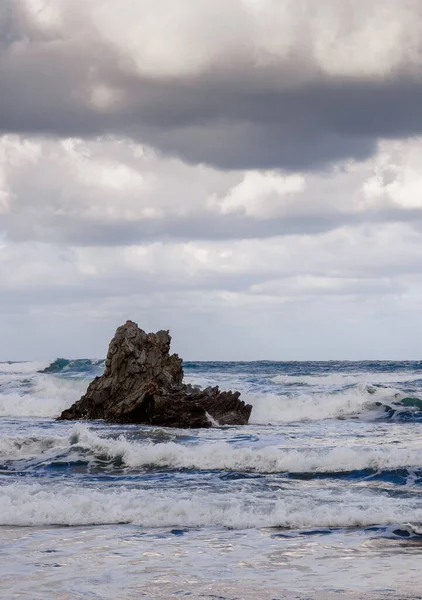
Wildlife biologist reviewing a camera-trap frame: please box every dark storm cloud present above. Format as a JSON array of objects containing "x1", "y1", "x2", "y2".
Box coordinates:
[{"x1": 1, "y1": 1, "x2": 422, "y2": 170}]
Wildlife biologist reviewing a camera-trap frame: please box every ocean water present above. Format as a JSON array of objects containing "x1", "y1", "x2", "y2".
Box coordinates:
[{"x1": 1, "y1": 360, "x2": 422, "y2": 599}]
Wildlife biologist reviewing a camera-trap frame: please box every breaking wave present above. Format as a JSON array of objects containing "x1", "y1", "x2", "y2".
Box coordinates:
[
  {"x1": 249, "y1": 384, "x2": 422, "y2": 424},
  {"x1": 1, "y1": 481, "x2": 422, "y2": 528},
  {"x1": 0, "y1": 376, "x2": 88, "y2": 418},
  {"x1": 39, "y1": 358, "x2": 105, "y2": 375},
  {"x1": 270, "y1": 372, "x2": 422, "y2": 387},
  {"x1": 1, "y1": 360, "x2": 422, "y2": 424},
  {"x1": 2, "y1": 425, "x2": 422, "y2": 477},
  {"x1": 1, "y1": 379, "x2": 421, "y2": 424}
]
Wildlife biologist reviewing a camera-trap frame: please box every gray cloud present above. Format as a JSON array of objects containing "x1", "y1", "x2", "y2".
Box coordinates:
[
  {"x1": 1, "y1": 1, "x2": 422, "y2": 170},
  {"x1": 2, "y1": 222, "x2": 422, "y2": 360}
]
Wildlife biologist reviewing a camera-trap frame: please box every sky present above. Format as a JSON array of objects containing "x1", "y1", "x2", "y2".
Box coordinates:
[{"x1": 2, "y1": 0, "x2": 422, "y2": 361}]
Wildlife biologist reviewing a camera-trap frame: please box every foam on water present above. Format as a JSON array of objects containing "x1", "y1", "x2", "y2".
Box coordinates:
[
  {"x1": 270, "y1": 372, "x2": 422, "y2": 387},
  {"x1": 248, "y1": 384, "x2": 410, "y2": 424},
  {"x1": 1, "y1": 373, "x2": 417, "y2": 423},
  {"x1": 2, "y1": 358, "x2": 422, "y2": 597},
  {"x1": 0, "y1": 376, "x2": 88, "y2": 417},
  {"x1": 0, "y1": 361, "x2": 50, "y2": 374},
  {"x1": 1, "y1": 425, "x2": 421, "y2": 475},
  {"x1": 1, "y1": 481, "x2": 422, "y2": 528}
]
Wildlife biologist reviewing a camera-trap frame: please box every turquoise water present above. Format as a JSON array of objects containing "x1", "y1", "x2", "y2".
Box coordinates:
[{"x1": 1, "y1": 359, "x2": 422, "y2": 599}]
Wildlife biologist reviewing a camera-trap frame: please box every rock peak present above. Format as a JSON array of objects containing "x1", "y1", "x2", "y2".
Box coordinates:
[{"x1": 58, "y1": 322, "x2": 252, "y2": 428}]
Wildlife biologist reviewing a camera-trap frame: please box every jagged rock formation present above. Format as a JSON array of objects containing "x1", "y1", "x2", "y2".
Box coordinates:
[{"x1": 58, "y1": 320, "x2": 252, "y2": 428}]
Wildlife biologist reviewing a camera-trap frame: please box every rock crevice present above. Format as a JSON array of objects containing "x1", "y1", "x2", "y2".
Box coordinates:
[{"x1": 58, "y1": 320, "x2": 252, "y2": 428}]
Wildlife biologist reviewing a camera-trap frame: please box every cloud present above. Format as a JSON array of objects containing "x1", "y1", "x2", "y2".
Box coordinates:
[
  {"x1": 3, "y1": 220, "x2": 422, "y2": 360},
  {"x1": 210, "y1": 172, "x2": 306, "y2": 218},
  {"x1": 1, "y1": 1, "x2": 422, "y2": 169},
  {"x1": 3, "y1": 2, "x2": 422, "y2": 360},
  {"x1": 2, "y1": 134, "x2": 422, "y2": 246}
]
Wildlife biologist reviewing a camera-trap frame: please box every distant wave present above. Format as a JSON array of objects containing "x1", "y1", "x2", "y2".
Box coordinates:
[
  {"x1": 39, "y1": 358, "x2": 105, "y2": 374},
  {"x1": 270, "y1": 372, "x2": 422, "y2": 387},
  {"x1": 0, "y1": 361, "x2": 50, "y2": 374}
]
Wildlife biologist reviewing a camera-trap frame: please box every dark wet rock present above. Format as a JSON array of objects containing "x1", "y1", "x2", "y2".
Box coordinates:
[{"x1": 58, "y1": 320, "x2": 252, "y2": 428}]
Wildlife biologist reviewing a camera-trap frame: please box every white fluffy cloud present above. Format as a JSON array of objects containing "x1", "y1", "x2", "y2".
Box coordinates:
[
  {"x1": 23, "y1": 0, "x2": 422, "y2": 80},
  {"x1": 210, "y1": 172, "x2": 306, "y2": 219},
  {"x1": 2, "y1": 134, "x2": 422, "y2": 246}
]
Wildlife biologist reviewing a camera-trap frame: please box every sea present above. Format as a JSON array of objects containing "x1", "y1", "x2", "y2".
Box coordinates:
[{"x1": 1, "y1": 359, "x2": 422, "y2": 600}]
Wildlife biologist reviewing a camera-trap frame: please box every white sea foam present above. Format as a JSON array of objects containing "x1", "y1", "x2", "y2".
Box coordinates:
[
  {"x1": 70, "y1": 427, "x2": 422, "y2": 473},
  {"x1": 2, "y1": 425, "x2": 421, "y2": 475},
  {"x1": 0, "y1": 393, "x2": 68, "y2": 418},
  {"x1": 0, "y1": 361, "x2": 49, "y2": 374},
  {"x1": 270, "y1": 372, "x2": 421, "y2": 387},
  {"x1": 0, "y1": 434, "x2": 67, "y2": 460},
  {"x1": 205, "y1": 412, "x2": 220, "y2": 426},
  {"x1": 248, "y1": 385, "x2": 403, "y2": 424},
  {"x1": 0, "y1": 376, "x2": 88, "y2": 418},
  {"x1": 0, "y1": 375, "x2": 414, "y2": 423},
  {"x1": 1, "y1": 481, "x2": 422, "y2": 528}
]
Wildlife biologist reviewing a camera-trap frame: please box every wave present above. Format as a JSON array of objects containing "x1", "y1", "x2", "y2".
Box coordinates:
[
  {"x1": 1, "y1": 480, "x2": 422, "y2": 528},
  {"x1": 0, "y1": 361, "x2": 50, "y2": 374},
  {"x1": 39, "y1": 358, "x2": 105, "y2": 375},
  {"x1": 2, "y1": 425, "x2": 422, "y2": 476},
  {"x1": 0, "y1": 380, "x2": 420, "y2": 422},
  {"x1": 388, "y1": 523, "x2": 422, "y2": 538},
  {"x1": 248, "y1": 384, "x2": 422, "y2": 424},
  {"x1": 0, "y1": 376, "x2": 88, "y2": 418},
  {"x1": 1, "y1": 360, "x2": 421, "y2": 424},
  {"x1": 270, "y1": 372, "x2": 422, "y2": 388},
  {"x1": 0, "y1": 434, "x2": 64, "y2": 460}
]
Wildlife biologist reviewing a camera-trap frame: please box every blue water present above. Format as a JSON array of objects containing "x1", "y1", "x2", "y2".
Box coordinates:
[{"x1": 1, "y1": 359, "x2": 422, "y2": 599}]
